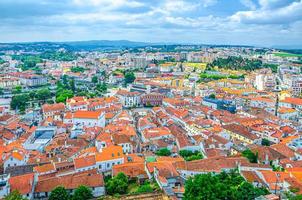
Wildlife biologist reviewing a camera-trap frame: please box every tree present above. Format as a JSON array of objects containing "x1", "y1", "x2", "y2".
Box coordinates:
[
  {"x1": 11, "y1": 94, "x2": 30, "y2": 112},
  {"x1": 56, "y1": 90, "x2": 74, "y2": 103},
  {"x1": 73, "y1": 185, "x2": 93, "y2": 200},
  {"x1": 261, "y1": 138, "x2": 271, "y2": 146},
  {"x1": 36, "y1": 88, "x2": 51, "y2": 102},
  {"x1": 209, "y1": 94, "x2": 216, "y2": 99},
  {"x1": 242, "y1": 149, "x2": 258, "y2": 163},
  {"x1": 183, "y1": 171, "x2": 268, "y2": 200},
  {"x1": 12, "y1": 86, "x2": 22, "y2": 94},
  {"x1": 179, "y1": 150, "x2": 203, "y2": 161},
  {"x1": 96, "y1": 83, "x2": 107, "y2": 93},
  {"x1": 105, "y1": 172, "x2": 128, "y2": 195},
  {"x1": 124, "y1": 72, "x2": 135, "y2": 84},
  {"x1": 5, "y1": 190, "x2": 28, "y2": 200},
  {"x1": 92, "y1": 76, "x2": 98, "y2": 84},
  {"x1": 0, "y1": 87, "x2": 4, "y2": 95},
  {"x1": 49, "y1": 186, "x2": 69, "y2": 200},
  {"x1": 155, "y1": 148, "x2": 171, "y2": 156}
]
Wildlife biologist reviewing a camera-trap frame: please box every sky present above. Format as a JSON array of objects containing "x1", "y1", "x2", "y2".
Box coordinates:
[{"x1": 0, "y1": 0, "x2": 302, "y2": 47}]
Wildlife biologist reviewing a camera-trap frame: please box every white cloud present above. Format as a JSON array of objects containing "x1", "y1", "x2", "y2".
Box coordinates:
[
  {"x1": 231, "y1": 0, "x2": 302, "y2": 24},
  {"x1": 240, "y1": 0, "x2": 257, "y2": 10}
]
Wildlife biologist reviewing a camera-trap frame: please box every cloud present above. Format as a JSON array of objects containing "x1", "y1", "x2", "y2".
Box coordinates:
[
  {"x1": 231, "y1": 0, "x2": 302, "y2": 24},
  {"x1": 0, "y1": 0, "x2": 301, "y2": 47},
  {"x1": 240, "y1": 0, "x2": 257, "y2": 10}
]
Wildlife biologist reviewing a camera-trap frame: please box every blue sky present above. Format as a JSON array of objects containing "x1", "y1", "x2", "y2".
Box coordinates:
[{"x1": 0, "y1": 0, "x2": 301, "y2": 47}]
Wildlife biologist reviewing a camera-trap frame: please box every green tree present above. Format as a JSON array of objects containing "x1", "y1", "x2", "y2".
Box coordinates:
[
  {"x1": 209, "y1": 94, "x2": 216, "y2": 99},
  {"x1": 12, "y1": 85, "x2": 22, "y2": 94},
  {"x1": 0, "y1": 87, "x2": 4, "y2": 95},
  {"x1": 11, "y1": 94, "x2": 30, "y2": 112},
  {"x1": 96, "y1": 83, "x2": 107, "y2": 93},
  {"x1": 36, "y1": 88, "x2": 51, "y2": 102},
  {"x1": 49, "y1": 186, "x2": 69, "y2": 200},
  {"x1": 73, "y1": 185, "x2": 93, "y2": 200},
  {"x1": 261, "y1": 138, "x2": 271, "y2": 146},
  {"x1": 242, "y1": 149, "x2": 258, "y2": 163},
  {"x1": 92, "y1": 76, "x2": 98, "y2": 84},
  {"x1": 5, "y1": 190, "x2": 28, "y2": 200},
  {"x1": 56, "y1": 90, "x2": 74, "y2": 103},
  {"x1": 105, "y1": 172, "x2": 128, "y2": 195},
  {"x1": 124, "y1": 72, "x2": 136, "y2": 84},
  {"x1": 184, "y1": 171, "x2": 268, "y2": 200},
  {"x1": 179, "y1": 150, "x2": 203, "y2": 161},
  {"x1": 155, "y1": 148, "x2": 171, "y2": 156}
]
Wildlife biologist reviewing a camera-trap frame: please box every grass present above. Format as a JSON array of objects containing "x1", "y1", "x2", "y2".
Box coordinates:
[
  {"x1": 146, "y1": 156, "x2": 156, "y2": 163},
  {"x1": 273, "y1": 52, "x2": 302, "y2": 58}
]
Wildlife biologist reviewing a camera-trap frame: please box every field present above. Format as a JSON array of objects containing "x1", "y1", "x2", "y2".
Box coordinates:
[{"x1": 273, "y1": 52, "x2": 302, "y2": 58}]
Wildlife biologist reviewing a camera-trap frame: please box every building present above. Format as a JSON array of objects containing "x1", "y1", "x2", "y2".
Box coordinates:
[
  {"x1": 116, "y1": 90, "x2": 141, "y2": 108},
  {"x1": 73, "y1": 110, "x2": 105, "y2": 128},
  {"x1": 202, "y1": 97, "x2": 236, "y2": 113}
]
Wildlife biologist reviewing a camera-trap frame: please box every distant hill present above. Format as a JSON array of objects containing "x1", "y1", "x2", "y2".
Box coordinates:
[{"x1": 0, "y1": 40, "x2": 153, "y2": 51}]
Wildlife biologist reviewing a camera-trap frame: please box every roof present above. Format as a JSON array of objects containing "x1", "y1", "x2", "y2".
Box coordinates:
[
  {"x1": 74, "y1": 155, "x2": 96, "y2": 169},
  {"x1": 9, "y1": 173, "x2": 34, "y2": 195},
  {"x1": 35, "y1": 169, "x2": 104, "y2": 192},
  {"x1": 73, "y1": 110, "x2": 103, "y2": 119},
  {"x1": 223, "y1": 124, "x2": 258, "y2": 140},
  {"x1": 95, "y1": 146, "x2": 124, "y2": 162},
  {"x1": 42, "y1": 103, "x2": 65, "y2": 113},
  {"x1": 33, "y1": 163, "x2": 55, "y2": 174},
  {"x1": 112, "y1": 162, "x2": 147, "y2": 178},
  {"x1": 281, "y1": 97, "x2": 302, "y2": 106}
]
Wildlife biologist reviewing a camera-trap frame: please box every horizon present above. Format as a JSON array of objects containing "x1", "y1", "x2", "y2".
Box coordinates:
[{"x1": 0, "y1": 0, "x2": 301, "y2": 47}]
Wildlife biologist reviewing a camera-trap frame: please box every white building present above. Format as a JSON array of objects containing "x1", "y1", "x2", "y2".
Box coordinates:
[{"x1": 72, "y1": 110, "x2": 105, "y2": 128}]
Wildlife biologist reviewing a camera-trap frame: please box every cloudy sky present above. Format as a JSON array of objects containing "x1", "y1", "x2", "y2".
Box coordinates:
[{"x1": 0, "y1": 0, "x2": 301, "y2": 47}]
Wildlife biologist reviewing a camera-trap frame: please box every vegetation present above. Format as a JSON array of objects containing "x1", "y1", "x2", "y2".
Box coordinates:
[
  {"x1": 0, "y1": 57, "x2": 5, "y2": 65},
  {"x1": 12, "y1": 55, "x2": 43, "y2": 71},
  {"x1": 12, "y1": 86, "x2": 22, "y2": 94},
  {"x1": 49, "y1": 186, "x2": 70, "y2": 200},
  {"x1": 40, "y1": 51, "x2": 78, "y2": 61},
  {"x1": 209, "y1": 94, "x2": 216, "y2": 99},
  {"x1": 242, "y1": 149, "x2": 258, "y2": 163},
  {"x1": 198, "y1": 72, "x2": 244, "y2": 82},
  {"x1": 263, "y1": 63, "x2": 278, "y2": 73},
  {"x1": 72, "y1": 185, "x2": 93, "y2": 200},
  {"x1": 155, "y1": 148, "x2": 171, "y2": 156},
  {"x1": 124, "y1": 72, "x2": 136, "y2": 84},
  {"x1": 261, "y1": 138, "x2": 271, "y2": 146},
  {"x1": 11, "y1": 94, "x2": 30, "y2": 112},
  {"x1": 71, "y1": 66, "x2": 86, "y2": 73},
  {"x1": 105, "y1": 172, "x2": 129, "y2": 195},
  {"x1": 179, "y1": 150, "x2": 203, "y2": 161},
  {"x1": 184, "y1": 170, "x2": 268, "y2": 200},
  {"x1": 273, "y1": 52, "x2": 302, "y2": 58},
  {"x1": 5, "y1": 190, "x2": 28, "y2": 200},
  {"x1": 210, "y1": 56, "x2": 262, "y2": 71}
]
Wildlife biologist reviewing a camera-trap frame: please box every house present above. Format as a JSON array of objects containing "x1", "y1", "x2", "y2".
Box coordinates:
[
  {"x1": 112, "y1": 162, "x2": 147, "y2": 183},
  {"x1": 74, "y1": 155, "x2": 97, "y2": 172},
  {"x1": 222, "y1": 124, "x2": 259, "y2": 145},
  {"x1": 95, "y1": 146, "x2": 124, "y2": 172},
  {"x1": 141, "y1": 127, "x2": 173, "y2": 143},
  {"x1": 34, "y1": 169, "x2": 105, "y2": 198},
  {"x1": 279, "y1": 97, "x2": 302, "y2": 110},
  {"x1": 9, "y1": 173, "x2": 34, "y2": 199},
  {"x1": 72, "y1": 110, "x2": 105, "y2": 128},
  {"x1": 42, "y1": 103, "x2": 65, "y2": 120},
  {"x1": 116, "y1": 90, "x2": 141, "y2": 108},
  {"x1": 0, "y1": 174, "x2": 10, "y2": 199},
  {"x1": 277, "y1": 107, "x2": 298, "y2": 120},
  {"x1": 3, "y1": 150, "x2": 28, "y2": 170}
]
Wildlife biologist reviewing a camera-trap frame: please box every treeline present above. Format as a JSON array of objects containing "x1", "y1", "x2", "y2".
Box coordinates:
[
  {"x1": 12, "y1": 51, "x2": 78, "y2": 71},
  {"x1": 209, "y1": 56, "x2": 278, "y2": 72}
]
